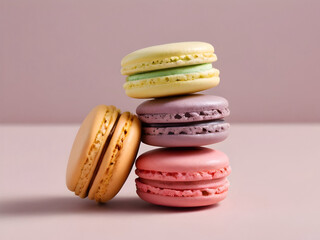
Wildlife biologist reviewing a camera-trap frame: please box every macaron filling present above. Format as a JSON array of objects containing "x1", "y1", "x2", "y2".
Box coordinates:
[
  {"x1": 142, "y1": 120, "x2": 230, "y2": 136},
  {"x1": 139, "y1": 177, "x2": 228, "y2": 189},
  {"x1": 93, "y1": 114, "x2": 135, "y2": 201},
  {"x1": 75, "y1": 109, "x2": 119, "y2": 196},
  {"x1": 127, "y1": 63, "x2": 213, "y2": 81},
  {"x1": 121, "y1": 50, "x2": 217, "y2": 75},
  {"x1": 86, "y1": 114, "x2": 120, "y2": 196}
]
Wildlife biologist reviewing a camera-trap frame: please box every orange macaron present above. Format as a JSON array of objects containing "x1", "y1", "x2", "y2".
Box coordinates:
[{"x1": 66, "y1": 105, "x2": 141, "y2": 202}]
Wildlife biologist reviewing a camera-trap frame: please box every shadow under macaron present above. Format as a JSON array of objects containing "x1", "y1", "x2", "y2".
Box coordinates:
[{"x1": 0, "y1": 195, "x2": 218, "y2": 217}]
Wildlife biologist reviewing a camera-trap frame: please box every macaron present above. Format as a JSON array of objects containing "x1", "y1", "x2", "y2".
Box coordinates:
[
  {"x1": 121, "y1": 42, "x2": 220, "y2": 98},
  {"x1": 135, "y1": 147, "x2": 231, "y2": 207},
  {"x1": 136, "y1": 94, "x2": 230, "y2": 147},
  {"x1": 66, "y1": 105, "x2": 141, "y2": 202}
]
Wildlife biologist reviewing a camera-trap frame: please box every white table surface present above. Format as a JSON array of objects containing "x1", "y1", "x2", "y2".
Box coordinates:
[{"x1": 1, "y1": 124, "x2": 319, "y2": 240}]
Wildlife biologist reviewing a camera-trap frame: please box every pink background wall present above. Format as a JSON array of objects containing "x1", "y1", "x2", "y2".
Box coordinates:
[{"x1": 1, "y1": 0, "x2": 319, "y2": 123}]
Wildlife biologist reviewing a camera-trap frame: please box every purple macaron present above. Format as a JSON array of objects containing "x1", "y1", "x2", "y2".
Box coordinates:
[{"x1": 136, "y1": 94, "x2": 230, "y2": 147}]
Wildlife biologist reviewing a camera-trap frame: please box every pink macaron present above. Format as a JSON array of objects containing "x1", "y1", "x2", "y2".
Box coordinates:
[{"x1": 135, "y1": 147, "x2": 231, "y2": 207}]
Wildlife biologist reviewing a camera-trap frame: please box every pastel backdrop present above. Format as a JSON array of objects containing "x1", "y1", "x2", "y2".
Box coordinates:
[{"x1": 1, "y1": 0, "x2": 319, "y2": 123}]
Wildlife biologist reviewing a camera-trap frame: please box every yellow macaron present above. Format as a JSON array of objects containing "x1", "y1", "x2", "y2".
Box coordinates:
[
  {"x1": 121, "y1": 42, "x2": 220, "y2": 98},
  {"x1": 66, "y1": 105, "x2": 141, "y2": 202}
]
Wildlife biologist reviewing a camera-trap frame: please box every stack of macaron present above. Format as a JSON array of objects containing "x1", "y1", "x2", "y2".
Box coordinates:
[
  {"x1": 65, "y1": 41, "x2": 231, "y2": 208},
  {"x1": 121, "y1": 42, "x2": 231, "y2": 207}
]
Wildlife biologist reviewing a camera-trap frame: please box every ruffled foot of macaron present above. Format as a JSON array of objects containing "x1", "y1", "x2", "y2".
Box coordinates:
[{"x1": 121, "y1": 42, "x2": 220, "y2": 99}]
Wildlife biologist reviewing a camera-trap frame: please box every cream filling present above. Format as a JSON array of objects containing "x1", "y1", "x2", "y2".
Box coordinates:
[
  {"x1": 123, "y1": 68, "x2": 219, "y2": 90},
  {"x1": 94, "y1": 115, "x2": 134, "y2": 201},
  {"x1": 143, "y1": 122, "x2": 230, "y2": 136},
  {"x1": 121, "y1": 52, "x2": 217, "y2": 75},
  {"x1": 75, "y1": 108, "x2": 118, "y2": 196}
]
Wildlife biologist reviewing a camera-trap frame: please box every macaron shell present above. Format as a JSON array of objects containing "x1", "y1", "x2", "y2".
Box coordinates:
[
  {"x1": 142, "y1": 130, "x2": 229, "y2": 147},
  {"x1": 66, "y1": 105, "x2": 120, "y2": 198},
  {"x1": 121, "y1": 42, "x2": 216, "y2": 75},
  {"x1": 124, "y1": 76, "x2": 219, "y2": 99},
  {"x1": 122, "y1": 42, "x2": 214, "y2": 66},
  {"x1": 137, "y1": 190, "x2": 228, "y2": 207},
  {"x1": 88, "y1": 112, "x2": 141, "y2": 202},
  {"x1": 138, "y1": 177, "x2": 228, "y2": 190},
  {"x1": 136, "y1": 147, "x2": 229, "y2": 172}
]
